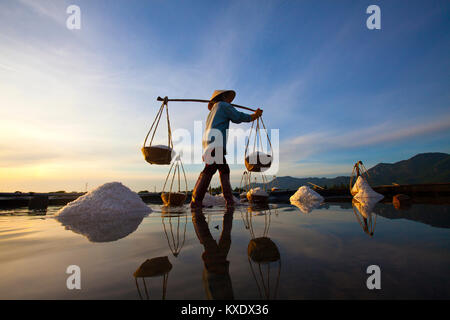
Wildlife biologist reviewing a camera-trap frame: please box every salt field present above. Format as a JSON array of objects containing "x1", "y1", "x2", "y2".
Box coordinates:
[{"x1": 0, "y1": 202, "x2": 449, "y2": 299}]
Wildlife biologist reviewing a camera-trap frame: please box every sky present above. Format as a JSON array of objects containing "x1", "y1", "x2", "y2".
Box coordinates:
[{"x1": 0, "y1": 0, "x2": 449, "y2": 192}]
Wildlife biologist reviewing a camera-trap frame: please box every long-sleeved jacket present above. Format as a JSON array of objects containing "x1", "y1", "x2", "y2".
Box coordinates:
[{"x1": 202, "y1": 101, "x2": 252, "y2": 154}]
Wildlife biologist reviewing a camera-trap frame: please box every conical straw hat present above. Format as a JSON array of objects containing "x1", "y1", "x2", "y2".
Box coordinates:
[{"x1": 208, "y1": 90, "x2": 236, "y2": 110}]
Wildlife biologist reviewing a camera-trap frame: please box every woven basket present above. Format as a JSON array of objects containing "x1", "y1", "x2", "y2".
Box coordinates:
[
  {"x1": 142, "y1": 146, "x2": 173, "y2": 165},
  {"x1": 248, "y1": 237, "x2": 280, "y2": 263},
  {"x1": 161, "y1": 192, "x2": 187, "y2": 207},
  {"x1": 247, "y1": 193, "x2": 269, "y2": 204},
  {"x1": 245, "y1": 152, "x2": 272, "y2": 172}
]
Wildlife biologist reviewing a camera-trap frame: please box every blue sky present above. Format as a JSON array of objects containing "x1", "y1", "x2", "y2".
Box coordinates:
[{"x1": 0, "y1": 0, "x2": 449, "y2": 192}]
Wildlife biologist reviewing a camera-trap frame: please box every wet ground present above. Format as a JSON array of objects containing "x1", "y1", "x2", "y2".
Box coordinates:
[{"x1": 0, "y1": 202, "x2": 449, "y2": 299}]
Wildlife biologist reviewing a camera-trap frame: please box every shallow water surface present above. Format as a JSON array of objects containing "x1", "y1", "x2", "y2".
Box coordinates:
[{"x1": 0, "y1": 202, "x2": 449, "y2": 299}]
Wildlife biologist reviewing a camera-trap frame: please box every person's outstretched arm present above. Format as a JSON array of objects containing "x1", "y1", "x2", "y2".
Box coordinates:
[{"x1": 223, "y1": 102, "x2": 263, "y2": 123}]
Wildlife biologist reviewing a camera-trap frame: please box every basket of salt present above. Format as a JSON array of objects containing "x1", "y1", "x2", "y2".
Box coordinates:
[
  {"x1": 161, "y1": 192, "x2": 187, "y2": 207},
  {"x1": 245, "y1": 152, "x2": 272, "y2": 172},
  {"x1": 244, "y1": 117, "x2": 273, "y2": 172},
  {"x1": 247, "y1": 187, "x2": 269, "y2": 204},
  {"x1": 161, "y1": 156, "x2": 188, "y2": 207},
  {"x1": 142, "y1": 98, "x2": 174, "y2": 165},
  {"x1": 142, "y1": 145, "x2": 173, "y2": 165}
]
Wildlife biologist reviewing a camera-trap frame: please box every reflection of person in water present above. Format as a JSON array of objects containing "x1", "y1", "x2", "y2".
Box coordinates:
[{"x1": 192, "y1": 208, "x2": 234, "y2": 300}]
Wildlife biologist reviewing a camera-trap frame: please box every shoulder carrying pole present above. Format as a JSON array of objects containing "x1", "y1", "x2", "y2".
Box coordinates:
[{"x1": 157, "y1": 96, "x2": 257, "y2": 112}]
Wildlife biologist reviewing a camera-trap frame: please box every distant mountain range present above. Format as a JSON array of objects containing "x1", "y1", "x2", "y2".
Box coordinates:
[
  {"x1": 367, "y1": 152, "x2": 450, "y2": 185},
  {"x1": 254, "y1": 152, "x2": 450, "y2": 190}
]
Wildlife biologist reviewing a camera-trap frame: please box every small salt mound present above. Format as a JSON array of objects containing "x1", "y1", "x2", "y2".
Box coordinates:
[
  {"x1": 289, "y1": 186, "x2": 324, "y2": 203},
  {"x1": 201, "y1": 192, "x2": 216, "y2": 207},
  {"x1": 193, "y1": 193, "x2": 240, "y2": 207},
  {"x1": 352, "y1": 176, "x2": 384, "y2": 201},
  {"x1": 290, "y1": 200, "x2": 322, "y2": 214},
  {"x1": 247, "y1": 187, "x2": 269, "y2": 197},
  {"x1": 56, "y1": 182, "x2": 151, "y2": 242},
  {"x1": 214, "y1": 193, "x2": 241, "y2": 206}
]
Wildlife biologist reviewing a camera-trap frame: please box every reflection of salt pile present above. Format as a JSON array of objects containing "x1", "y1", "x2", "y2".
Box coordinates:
[
  {"x1": 352, "y1": 176, "x2": 384, "y2": 202},
  {"x1": 352, "y1": 198, "x2": 380, "y2": 218},
  {"x1": 352, "y1": 198, "x2": 379, "y2": 236},
  {"x1": 289, "y1": 186, "x2": 324, "y2": 203},
  {"x1": 56, "y1": 182, "x2": 151, "y2": 242},
  {"x1": 290, "y1": 200, "x2": 322, "y2": 214}
]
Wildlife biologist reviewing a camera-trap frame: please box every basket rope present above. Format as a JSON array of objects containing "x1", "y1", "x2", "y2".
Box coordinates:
[
  {"x1": 244, "y1": 116, "x2": 273, "y2": 160},
  {"x1": 248, "y1": 171, "x2": 268, "y2": 192},
  {"x1": 162, "y1": 157, "x2": 188, "y2": 195},
  {"x1": 239, "y1": 171, "x2": 250, "y2": 193},
  {"x1": 143, "y1": 99, "x2": 173, "y2": 150}
]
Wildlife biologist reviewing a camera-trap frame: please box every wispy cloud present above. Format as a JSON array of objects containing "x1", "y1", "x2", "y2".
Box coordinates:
[
  {"x1": 281, "y1": 114, "x2": 450, "y2": 162},
  {"x1": 16, "y1": 0, "x2": 67, "y2": 25}
]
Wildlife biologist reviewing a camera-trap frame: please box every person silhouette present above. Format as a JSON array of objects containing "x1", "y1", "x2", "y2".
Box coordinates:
[
  {"x1": 191, "y1": 207, "x2": 235, "y2": 300},
  {"x1": 190, "y1": 90, "x2": 262, "y2": 208}
]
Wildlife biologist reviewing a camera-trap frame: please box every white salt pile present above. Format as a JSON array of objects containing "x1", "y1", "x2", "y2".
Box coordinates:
[
  {"x1": 352, "y1": 176, "x2": 384, "y2": 202},
  {"x1": 55, "y1": 182, "x2": 152, "y2": 242},
  {"x1": 214, "y1": 193, "x2": 241, "y2": 206},
  {"x1": 290, "y1": 200, "x2": 322, "y2": 214},
  {"x1": 57, "y1": 182, "x2": 151, "y2": 218},
  {"x1": 289, "y1": 186, "x2": 324, "y2": 203},
  {"x1": 247, "y1": 187, "x2": 269, "y2": 197},
  {"x1": 195, "y1": 192, "x2": 240, "y2": 207},
  {"x1": 200, "y1": 192, "x2": 216, "y2": 207}
]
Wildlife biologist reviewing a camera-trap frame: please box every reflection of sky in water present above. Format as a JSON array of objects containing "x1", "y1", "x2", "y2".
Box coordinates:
[{"x1": 0, "y1": 203, "x2": 449, "y2": 299}]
